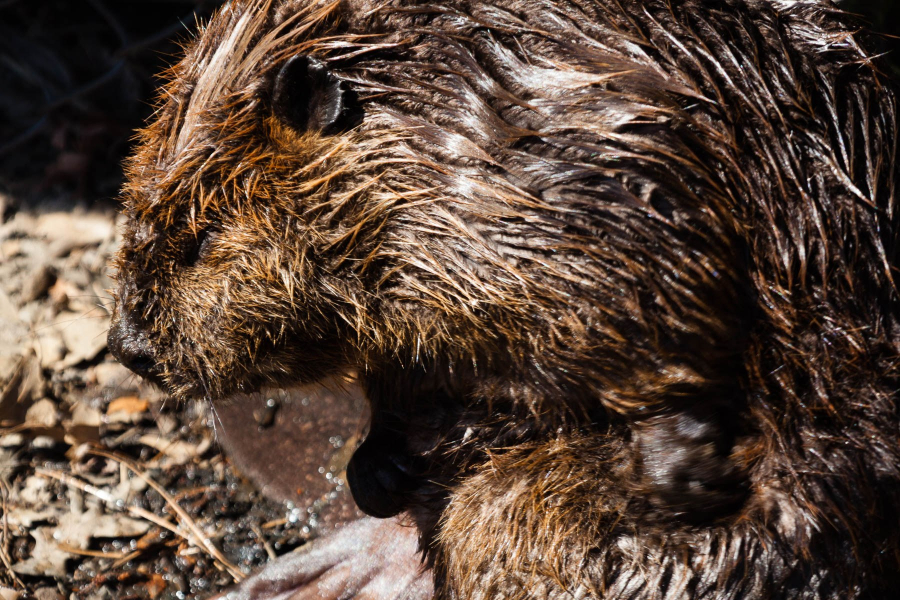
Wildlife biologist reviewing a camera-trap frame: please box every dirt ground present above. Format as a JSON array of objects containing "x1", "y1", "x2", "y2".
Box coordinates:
[
  {"x1": 0, "y1": 1, "x2": 362, "y2": 598},
  {"x1": 1, "y1": 0, "x2": 898, "y2": 598},
  {"x1": 0, "y1": 196, "x2": 369, "y2": 599}
]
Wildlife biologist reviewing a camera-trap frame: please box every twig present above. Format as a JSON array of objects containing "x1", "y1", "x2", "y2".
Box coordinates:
[
  {"x1": 35, "y1": 468, "x2": 182, "y2": 539},
  {"x1": 0, "y1": 424, "x2": 31, "y2": 435},
  {"x1": 251, "y1": 524, "x2": 276, "y2": 560},
  {"x1": 0, "y1": 476, "x2": 24, "y2": 588},
  {"x1": 55, "y1": 543, "x2": 128, "y2": 560},
  {"x1": 110, "y1": 549, "x2": 144, "y2": 570},
  {"x1": 261, "y1": 518, "x2": 287, "y2": 529},
  {"x1": 88, "y1": 448, "x2": 245, "y2": 582}
]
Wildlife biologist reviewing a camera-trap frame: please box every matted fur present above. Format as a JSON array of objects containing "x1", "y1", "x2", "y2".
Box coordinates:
[{"x1": 111, "y1": 0, "x2": 900, "y2": 598}]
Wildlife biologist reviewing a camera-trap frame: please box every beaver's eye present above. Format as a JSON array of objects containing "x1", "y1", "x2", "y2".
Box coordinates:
[
  {"x1": 272, "y1": 54, "x2": 362, "y2": 135},
  {"x1": 184, "y1": 228, "x2": 217, "y2": 266}
]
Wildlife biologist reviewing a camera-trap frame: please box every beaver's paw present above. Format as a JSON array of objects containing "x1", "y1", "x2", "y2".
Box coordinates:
[
  {"x1": 634, "y1": 409, "x2": 748, "y2": 521},
  {"x1": 214, "y1": 517, "x2": 432, "y2": 600},
  {"x1": 346, "y1": 430, "x2": 422, "y2": 518}
]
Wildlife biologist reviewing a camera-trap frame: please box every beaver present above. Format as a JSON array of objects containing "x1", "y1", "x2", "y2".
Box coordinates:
[{"x1": 107, "y1": 0, "x2": 900, "y2": 598}]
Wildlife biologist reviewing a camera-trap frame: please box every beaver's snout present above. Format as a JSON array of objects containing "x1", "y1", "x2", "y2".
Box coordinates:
[{"x1": 108, "y1": 308, "x2": 161, "y2": 385}]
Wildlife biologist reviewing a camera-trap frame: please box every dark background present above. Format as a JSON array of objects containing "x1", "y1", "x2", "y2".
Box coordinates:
[
  {"x1": 0, "y1": 0, "x2": 227, "y2": 207},
  {"x1": 0, "y1": 0, "x2": 897, "y2": 206}
]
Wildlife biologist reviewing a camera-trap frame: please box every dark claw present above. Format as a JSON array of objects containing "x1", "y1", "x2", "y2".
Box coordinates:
[{"x1": 347, "y1": 430, "x2": 421, "y2": 518}]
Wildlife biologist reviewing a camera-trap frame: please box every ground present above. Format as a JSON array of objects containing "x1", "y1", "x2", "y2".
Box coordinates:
[
  {"x1": 0, "y1": 2, "x2": 360, "y2": 598},
  {"x1": 0, "y1": 196, "x2": 365, "y2": 599}
]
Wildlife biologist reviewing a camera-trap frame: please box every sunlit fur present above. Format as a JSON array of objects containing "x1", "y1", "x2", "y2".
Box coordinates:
[{"x1": 112, "y1": 0, "x2": 900, "y2": 598}]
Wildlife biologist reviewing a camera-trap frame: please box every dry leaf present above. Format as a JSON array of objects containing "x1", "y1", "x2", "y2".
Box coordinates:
[
  {"x1": 55, "y1": 311, "x2": 109, "y2": 368},
  {"x1": 107, "y1": 396, "x2": 149, "y2": 415},
  {"x1": 138, "y1": 434, "x2": 211, "y2": 467},
  {"x1": 34, "y1": 330, "x2": 66, "y2": 369},
  {"x1": 89, "y1": 362, "x2": 135, "y2": 389},
  {"x1": 12, "y1": 508, "x2": 150, "y2": 577},
  {"x1": 6, "y1": 506, "x2": 62, "y2": 529},
  {"x1": 11, "y1": 527, "x2": 70, "y2": 577},
  {"x1": 1, "y1": 352, "x2": 43, "y2": 424},
  {"x1": 20, "y1": 264, "x2": 56, "y2": 304},
  {"x1": 63, "y1": 402, "x2": 102, "y2": 445},
  {"x1": 144, "y1": 573, "x2": 167, "y2": 599},
  {"x1": 35, "y1": 212, "x2": 114, "y2": 248},
  {"x1": 34, "y1": 588, "x2": 63, "y2": 600}
]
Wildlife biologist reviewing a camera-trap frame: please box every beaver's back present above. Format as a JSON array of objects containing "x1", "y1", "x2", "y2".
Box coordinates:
[{"x1": 344, "y1": 0, "x2": 897, "y2": 417}]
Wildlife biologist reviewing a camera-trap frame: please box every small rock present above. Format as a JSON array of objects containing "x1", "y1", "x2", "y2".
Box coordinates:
[
  {"x1": 34, "y1": 588, "x2": 61, "y2": 600},
  {"x1": 0, "y1": 587, "x2": 22, "y2": 600},
  {"x1": 90, "y1": 362, "x2": 133, "y2": 389},
  {"x1": 0, "y1": 433, "x2": 25, "y2": 447},
  {"x1": 20, "y1": 264, "x2": 57, "y2": 304},
  {"x1": 32, "y1": 436, "x2": 59, "y2": 449},
  {"x1": 35, "y1": 331, "x2": 66, "y2": 369},
  {"x1": 25, "y1": 399, "x2": 58, "y2": 428}
]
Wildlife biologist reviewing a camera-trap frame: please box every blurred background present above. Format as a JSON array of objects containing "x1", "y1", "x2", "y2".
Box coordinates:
[{"x1": 0, "y1": 0, "x2": 227, "y2": 208}]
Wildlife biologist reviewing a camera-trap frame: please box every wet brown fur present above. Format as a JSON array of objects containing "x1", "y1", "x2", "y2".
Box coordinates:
[{"x1": 111, "y1": 0, "x2": 900, "y2": 598}]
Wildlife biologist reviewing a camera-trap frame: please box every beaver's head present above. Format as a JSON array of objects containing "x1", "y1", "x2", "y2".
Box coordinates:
[{"x1": 108, "y1": 1, "x2": 367, "y2": 399}]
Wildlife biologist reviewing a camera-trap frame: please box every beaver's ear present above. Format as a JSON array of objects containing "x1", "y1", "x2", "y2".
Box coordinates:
[{"x1": 272, "y1": 55, "x2": 362, "y2": 135}]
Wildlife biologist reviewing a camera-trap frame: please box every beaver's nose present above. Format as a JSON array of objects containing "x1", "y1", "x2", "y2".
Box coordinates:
[{"x1": 107, "y1": 310, "x2": 158, "y2": 381}]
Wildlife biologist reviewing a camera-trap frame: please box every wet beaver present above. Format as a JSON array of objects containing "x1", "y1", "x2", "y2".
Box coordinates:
[{"x1": 108, "y1": 0, "x2": 900, "y2": 598}]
